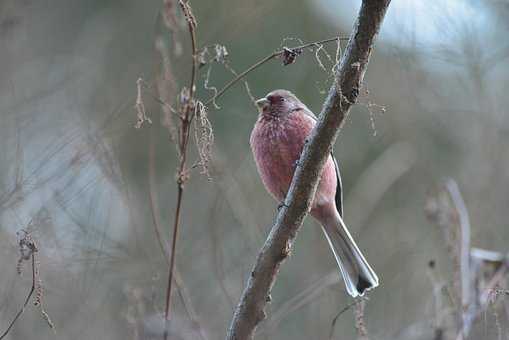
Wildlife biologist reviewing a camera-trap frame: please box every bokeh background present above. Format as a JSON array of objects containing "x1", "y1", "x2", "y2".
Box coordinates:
[{"x1": 1, "y1": 0, "x2": 509, "y2": 339}]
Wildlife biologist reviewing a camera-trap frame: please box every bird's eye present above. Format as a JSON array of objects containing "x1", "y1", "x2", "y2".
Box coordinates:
[{"x1": 280, "y1": 97, "x2": 286, "y2": 102}]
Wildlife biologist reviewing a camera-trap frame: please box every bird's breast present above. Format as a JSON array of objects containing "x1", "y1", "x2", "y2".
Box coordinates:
[{"x1": 250, "y1": 114, "x2": 314, "y2": 201}]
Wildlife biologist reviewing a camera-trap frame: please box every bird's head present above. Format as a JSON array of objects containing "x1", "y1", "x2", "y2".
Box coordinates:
[{"x1": 255, "y1": 89, "x2": 305, "y2": 118}]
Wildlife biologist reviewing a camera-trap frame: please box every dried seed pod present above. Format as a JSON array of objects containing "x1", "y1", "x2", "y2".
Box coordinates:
[{"x1": 281, "y1": 47, "x2": 302, "y2": 66}]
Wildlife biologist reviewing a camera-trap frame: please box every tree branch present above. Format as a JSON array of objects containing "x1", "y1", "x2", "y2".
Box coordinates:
[{"x1": 226, "y1": 1, "x2": 391, "y2": 339}]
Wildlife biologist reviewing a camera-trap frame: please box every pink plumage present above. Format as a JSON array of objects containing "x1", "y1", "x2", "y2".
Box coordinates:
[
  {"x1": 250, "y1": 109, "x2": 337, "y2": 210},
  {"x1": 250, "y1": 89, "x2": 379, "y2": 297}
]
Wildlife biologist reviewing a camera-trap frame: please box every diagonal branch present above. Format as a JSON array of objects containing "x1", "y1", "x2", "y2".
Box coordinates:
[{"x1": 226, "y1": 1, "x2": 391, "y2": 339}]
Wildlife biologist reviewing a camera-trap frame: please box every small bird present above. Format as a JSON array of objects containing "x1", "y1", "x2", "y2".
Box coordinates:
[{"x1": 250, "y1": 89, "x2": 379, "y2": 297}]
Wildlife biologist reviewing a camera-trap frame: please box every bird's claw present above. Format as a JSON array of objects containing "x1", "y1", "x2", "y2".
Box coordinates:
[{"x1": 277, "y1": 201, "x2": 289, "y2": 211}]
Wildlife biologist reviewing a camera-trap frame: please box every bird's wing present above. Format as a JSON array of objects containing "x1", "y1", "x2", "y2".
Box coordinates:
[
  {"x1": 302, "y1": 107, "x2": 344, "y2": 217},
  {"x1": 301, "y1": 106, "x2": 318, "y2": 120},
  {"x1": 332, "y1": 155, "x2": 344, "y2": 217}
]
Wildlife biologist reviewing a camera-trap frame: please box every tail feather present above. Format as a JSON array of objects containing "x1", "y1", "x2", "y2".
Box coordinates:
[{"x1": 321, "y1": 212, "x2": 379, "y2": 297}]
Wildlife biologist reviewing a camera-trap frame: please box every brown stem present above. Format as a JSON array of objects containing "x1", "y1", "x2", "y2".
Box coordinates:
[
  {"x1": 226, "y1": 1, "x2": 391, "y2": 339},
  {"x1": 329, "y1": 299, "x2": 360, "y2": 340},
  {"x1": 354, "y1": 299, "x2": 370, "y2": 340},
  {"x1": 164, "y1": 184, "x2": 183, "y2": 322},
  {"x1": 149, "y1": 134, "x2": 208, "y2": 340},
  {"x1": 163, "y1": 2, "x2": 198, "y2": 339},
  {"x1": 163, "y1": 120, "x2": 190, "y2": 340}
]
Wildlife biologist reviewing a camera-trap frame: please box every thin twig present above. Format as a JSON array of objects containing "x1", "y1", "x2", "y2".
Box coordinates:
[
  {"x1": 261, "y1": 271, "x2": 339, "y2": 335},
  {"x1": 226, "y1": 1, "x2": 391, "y2": 339},
  {"x1": 329, "y1": 299, "x2": 362, "y2": 340},
  {"x1": 149, "y1": 133, "x2": 208, "y2": 340},
  {"x1": 222, "y1": 62, "x2": 256, "y2": 107},
  {"x1": 204, "y1": 36, "x2": 349, "y2": 106},
  {"x1": 0, "y1": 253, "x2": 36, "y2": 340},
  {"x1": 163, "y1": 1, "x2": 199, "y2": 340},
  {"x1": 148, "y1": 134, "x2": 207, "y2": 340},
  {"x1": 354, "y1": 299, "x2": 370, "y2": 340},
  {"x1": 444, "y1": 179, "x2": 471, "y2": 336},
  {"x1": 164, "y1": 185, "x2": 183, "y2": 321}
]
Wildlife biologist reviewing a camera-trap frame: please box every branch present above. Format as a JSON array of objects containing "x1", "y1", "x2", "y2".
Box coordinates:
[
  {"x1": 443, "y1": 179, "x2": 472, "y2": 336},
  {"x1": 226, "y1": 1, "x2": 391, "y2": 339},
  {"x1": 203, "y1": 37, "x2": 349, "y2": 106}
]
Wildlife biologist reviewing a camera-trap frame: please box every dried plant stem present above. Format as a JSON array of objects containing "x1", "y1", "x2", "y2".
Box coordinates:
[
  {"x1": 444, "y1": 179, "x2": 472, "y2": 336},
  {"x1": 164, "y1": 184, "x2": 183, "y2": 319},
  {"x1": 226, "y1": 1, "x2": 391, "y2": 339},
  {"x1": 354, "y1": 299, "x2": 369, "y2": 340},
  {"x1": 0, "y1": 253, "x2": 35, "y2": 340},
  {"x1": 204, "y1": 36, "x2": 349, "y2": 106},
  {"x1": 261, "y1": 271, "x2": 339, "y2": 335},
  {"x1": 163, "y1": 1, "x2": 198, "y2": 340},
  {"x1": 162, "y1": 83, "x2": 189, "y2": 340},
  {"x1": 329, "y1": 299, "x2": 361, "y2": 340},
  {"x1": 149, "y1": 133, "x2": 208, "y2": 340}
]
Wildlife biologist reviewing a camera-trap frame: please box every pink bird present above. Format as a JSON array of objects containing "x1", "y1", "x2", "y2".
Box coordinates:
[{"x1": 250, "y1": 89, "x2": 379, "y2": 297}]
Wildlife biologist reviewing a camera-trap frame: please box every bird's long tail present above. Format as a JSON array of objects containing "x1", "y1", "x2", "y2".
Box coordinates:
[{"x1": 321, "y1": 212, "x2": 379, "y2": 297}]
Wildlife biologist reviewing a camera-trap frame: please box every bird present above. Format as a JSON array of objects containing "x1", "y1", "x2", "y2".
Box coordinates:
[{"x1": 249, "y1": 89, "x2": 379, "y2": 297}]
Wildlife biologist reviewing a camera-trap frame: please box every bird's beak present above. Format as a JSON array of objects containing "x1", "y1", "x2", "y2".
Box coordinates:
[{"x1": 255, "y1": 97, "x2": 270, "y2": 111}]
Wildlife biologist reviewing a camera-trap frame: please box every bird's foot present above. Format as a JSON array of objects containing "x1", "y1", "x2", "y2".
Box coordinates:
[
  {"x1": 277, "y1": 201, "x2": 289, "y2": 211},
  {"x1": 293, "y1": 159, "x2": 301, "y2": 169}
]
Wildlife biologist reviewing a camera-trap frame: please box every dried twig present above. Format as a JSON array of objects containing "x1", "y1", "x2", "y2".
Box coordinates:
[
  {"x1": 0, "y1": 230, "x2": 54, "y2": 340},
  {"x1": 150, "y1": 130, "x2": 208, "y2": 340},
  {"x1": 443, "y1": 179, "x2": 472, "y2": 336},
  {"x1": 203, "y1": 36, "x2": 349, "y2": 106},
  {"x1": 226, "y1": 1, "x2": 391, "y2": 339},
  {"x1": 354, "y1": 299, "x2": 369, "y2": 340},
  {"x1": 202, "y1": 45, "x2": 257, "y2": 107},
  {"x1": 0, "y1": 253, "x2": 37, "y2": 340},
  {"x1": 135, "y1": 78, "x2": 152, "y2": 129},
  {"x1": 193, "y1": 101, "x2": 213, "y2": 179},
  {"x1": 329, "y1": 299, "x2": 361, "y2": 340},
  {"x1": 261, "y1": 271, "x2": 339, "y2": 335},
  {"x1": 163, "y1": 2, "x2": 199, "y2": 340}
]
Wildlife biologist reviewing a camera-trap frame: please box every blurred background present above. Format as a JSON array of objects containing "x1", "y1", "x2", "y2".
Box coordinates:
[{"x1": 1, "y1": 0, "x2": 508, "y2": 339}]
